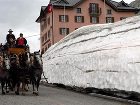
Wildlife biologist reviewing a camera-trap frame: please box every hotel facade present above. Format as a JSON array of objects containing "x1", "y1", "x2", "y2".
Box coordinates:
[{"x1": 36, "y1": 0, "x2": 139, "y2": 54}]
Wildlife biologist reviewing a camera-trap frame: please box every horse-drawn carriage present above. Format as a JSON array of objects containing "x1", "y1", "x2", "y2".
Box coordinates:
[
  {"x1": 8, "y1": 47, "x2": 26, "y2": 55},
  {"x1": 0, "y1": 44, "x2": 43, "y2": 95}
]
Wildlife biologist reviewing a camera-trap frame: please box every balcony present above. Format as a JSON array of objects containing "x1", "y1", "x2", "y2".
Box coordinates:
[{"x1": 89, "y1": 7, "x2": 101, "y2": 16}]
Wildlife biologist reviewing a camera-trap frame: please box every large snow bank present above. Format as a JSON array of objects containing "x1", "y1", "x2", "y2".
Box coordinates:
[{"x1": 43, "y1": 15, "x2": 140, "y2": 93}]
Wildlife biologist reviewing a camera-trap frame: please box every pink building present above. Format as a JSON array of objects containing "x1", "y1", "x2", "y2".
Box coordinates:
[{"x1": 36, "y1": 0, "x2": 139, "y2": 54}]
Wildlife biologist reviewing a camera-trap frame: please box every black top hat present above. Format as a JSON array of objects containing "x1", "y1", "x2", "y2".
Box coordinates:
[{"x1": 8, "y1": 29, "x2": 13, "y2": 32}]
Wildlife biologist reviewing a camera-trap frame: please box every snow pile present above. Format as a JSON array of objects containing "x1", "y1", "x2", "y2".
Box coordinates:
[{"x1": 43, "y1": 15, "x2": 140, "y2": 93}]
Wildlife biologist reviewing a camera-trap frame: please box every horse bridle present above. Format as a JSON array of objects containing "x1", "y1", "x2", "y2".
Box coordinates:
[{"x1": 34, "y1": 53, "x2": 42, "y2": 66}]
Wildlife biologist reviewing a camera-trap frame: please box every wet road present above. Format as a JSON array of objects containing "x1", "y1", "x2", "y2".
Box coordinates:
[{"x1": 0, "y1": 85, "x2": 134, "y2": 105}]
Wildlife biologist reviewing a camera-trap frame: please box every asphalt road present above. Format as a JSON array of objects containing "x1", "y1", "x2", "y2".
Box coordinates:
[{"x1": 0, "y1": 85, "x2": 134, "y2": 105}]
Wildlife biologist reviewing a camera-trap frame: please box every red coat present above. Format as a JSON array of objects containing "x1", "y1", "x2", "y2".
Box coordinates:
[{"x1": 16, "y1": 37, "x2": 27, "y2": 46}]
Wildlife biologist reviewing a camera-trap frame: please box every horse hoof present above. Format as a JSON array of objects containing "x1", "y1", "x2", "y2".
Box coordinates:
[
  {"x1": 24, "y1": 88, "x2": 29, "y2": 91},
  {"x1": 6, "y1": 91, "x2": 9, "y2": 93},
  {"x1": 22, "y1": 92, "x2": 25, "y2": 96},
  {"x1": 33, "y1": 92, "x2": 39, "y2": 96},
  {"x1": 10, "y1": 88, "x2": 14, "y2": 91},
  {"x1": 35, "y1": 93, "x2": 39, "y2": 96},
  {"x1": 15, "y1": 91, "x2": 19, "y2": 95}
]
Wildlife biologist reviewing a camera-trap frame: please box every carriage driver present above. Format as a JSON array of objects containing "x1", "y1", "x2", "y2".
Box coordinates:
[
  {"x1": 6, "y1": 29, "x2": 16, "y2": 47},
  {"x1": 16, "y1": 33, "x2": 27, "y2": 48}
]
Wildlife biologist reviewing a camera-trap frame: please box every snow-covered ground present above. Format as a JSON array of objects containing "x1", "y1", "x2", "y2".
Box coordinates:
[{"x1": 42, "y1": 15, "x2": 140, "y2": 93}]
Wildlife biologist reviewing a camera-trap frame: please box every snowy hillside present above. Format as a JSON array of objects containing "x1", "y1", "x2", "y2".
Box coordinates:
[{"x1": 43, "y1": 15, "x2": 140, "y2": 93}]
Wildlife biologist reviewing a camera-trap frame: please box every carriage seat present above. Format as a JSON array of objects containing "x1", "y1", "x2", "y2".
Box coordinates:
[{"x1": 8, "y1": 48, "x2": 26, "y2": 55}]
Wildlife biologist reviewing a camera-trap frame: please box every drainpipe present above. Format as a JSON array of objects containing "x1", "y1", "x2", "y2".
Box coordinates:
[
  {"x1": 104, "y1": 0, "x2": 106, "y2": 23},
  {"x1": 52, "y1": 4, "x2": 54, "y2": 45},
  {"x1": 64, "y1": 4, "x2": 66, "y2": 36}
]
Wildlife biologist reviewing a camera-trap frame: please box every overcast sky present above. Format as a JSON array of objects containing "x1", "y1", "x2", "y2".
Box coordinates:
[
  {"x1": 0, "y1": 0, "x2": 133, "y2": 52},
  {"x1": 0, "y1": 0, "x2": 49, "y2": 52}
]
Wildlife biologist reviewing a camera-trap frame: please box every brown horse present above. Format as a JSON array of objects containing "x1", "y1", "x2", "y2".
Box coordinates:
[{"x1": 10, "y1": 53, "x2": 30, "y2": 95}]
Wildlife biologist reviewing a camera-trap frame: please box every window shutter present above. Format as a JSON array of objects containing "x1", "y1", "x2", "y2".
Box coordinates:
[
  {"x1": 59, "y1": 28, "x2": 61, "y2": 35},
  {"x1": 97, "y1": 17, "x2": 99, "y2": 23},
  {"x1": 75, "y1": 16, "x2": 77, "y2": 22},
  {"x1": 96, "y1": 4, "x2": 99, "y2": 13},
  {"x1": 67, "y1": 28, "x2": 69, "y2": 34},
  {"x1": 106, "y1": 17, "x2": 108, "y2": 23},
  {"x1": 82, "y1": 16, "x2": 84, "y2": 22},
  {"x1": 66, "y1": 15, "x2": 69, "y2": 22},
  {"x1": 90, "y1": 16, "x2": 92, "y2": 23},
  {"x1": 59, "y1": 15, "x2": 61, "y2": 22},
  {"x1": 112, "y1": 17, "x2": 114, "y2": 23},
  {"x1": 100, "y1": 8, "x2": 102, "y2": 14}
]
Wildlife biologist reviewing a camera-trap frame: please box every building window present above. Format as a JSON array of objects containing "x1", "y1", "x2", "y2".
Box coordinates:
[
  {"x1": 76, "y1": 8, "x2": 81, "y2": 13},
  {"x1": 106, "y1": 17, "x2": 114, "y2": 23},
  {"x1": 48, "y1": 17, "x2": 50, "y2": 25},
  {"x1": 60, "y1": 28, "x2": 69, "y2": 35},
  {"x1": 44, "y1": 19, "x2": 47, "y2": 28},
  {"x1": 120, "y1": 17, "x2": 127, "y2": 20},
  {"x1": 45, "y1": 32, "x2": 47, "y2": 41},
  {"x1": 48, "y1": 30, "x2": 51, "y2": 39},
  {"x1": 45, "y1": 46, "x2": 48, "y2": 51},
  {"x1": 59, "y1": 15, "x2": 69, "y2": 22},
  {"x1": 89, "y1": 3, "x2": 99, "y2": 13},
  {"x1": 75, "y1": 16, "x2": 84, "y2": 23},
  {"x1": 90, "y1": 16, "x2": 99, "y2": 23},
  {"x1": 48, "y1": 43, "x2": 51, "y2": 48},
  {"x1": 41, "y1": 48, "x2": 44, "y2": 54},
  {"x1": 107, "y1": 9, "x2": 112, "y2": 15},
  {"x1": 41, "y1": 23, "x2": 44, "y2": 32},
  {"x1": 41, "y1": 36, "x2": 44, "y2": 44},
  {"x1": 41, "y1": 19, "x2": 45, "y2": 31}
]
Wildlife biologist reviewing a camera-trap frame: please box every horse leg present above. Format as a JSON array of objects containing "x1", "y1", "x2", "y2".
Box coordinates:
[
  {"x1": 15, "y1": 82, "x2": 20, "y2": 95},
  {"x1": 12, "y1": 80, "x2": 16, "y2": 91},
  {"x1": 1, "y1": 81, "x2": 6, "y2": 95},
  {"x1": 36, "y1": 77, "x2": 41, "y2": 93},
  {"x1": 24, "y1": 83, "x2": 29, "y2": 91},
  {"x1": 24, "y1": 78, "x2": 30, "y2": 91},
  {"x1": 33, "y1": 77, "x2": 41, "y2": 96},
  {"x1": 5, "y1": 81, "x2": 9, "y2": 93},
  {"x1": 32, "y1": 80, "x2": 39, "y2": 95},
  {"x1": 32, "y1": 81, "x2": 35, "y2": 94},
  {"x1": 21, "y1": 82, "x2": 26, "y2": 95},
  {"x1": 8, "y1": 80, "x2": 13, "y2": 91},
  {"x1": 34, "y1": 82, "x2": 39, "y2": 96}
]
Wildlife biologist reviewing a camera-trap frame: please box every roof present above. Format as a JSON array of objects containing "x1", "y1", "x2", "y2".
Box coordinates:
[
  {"x1": 36, "y1": 0, "x2": 139, "y2": 23},
  {"x1": 41, "y1": 6, "x2": 47, "y2": 11},
  {"x1": 36, "y1": 6, "x2": 47, "y2": 23},
  {"x1": 49, "y1": 0, "x2": 138, "y2": 11},
  {"x1": 105, "y1": 0, "x2": 138, "y2": 12},
  {"x1": 50, "y1": 0, "x2": 81, "y2": 7}
]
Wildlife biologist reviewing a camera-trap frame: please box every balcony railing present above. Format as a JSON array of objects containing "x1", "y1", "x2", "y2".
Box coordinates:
[{"x1": 89, "y1": 7, "x2": 101, "y2": 16}]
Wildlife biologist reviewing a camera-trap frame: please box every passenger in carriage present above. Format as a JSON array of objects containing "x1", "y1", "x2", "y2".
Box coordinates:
[
  {"x1": 16, "y1": 33, "x2": 27, "y2": 48},
  {"x1": 6, "y1": 29, "x2": 16, "y2": 47}
]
